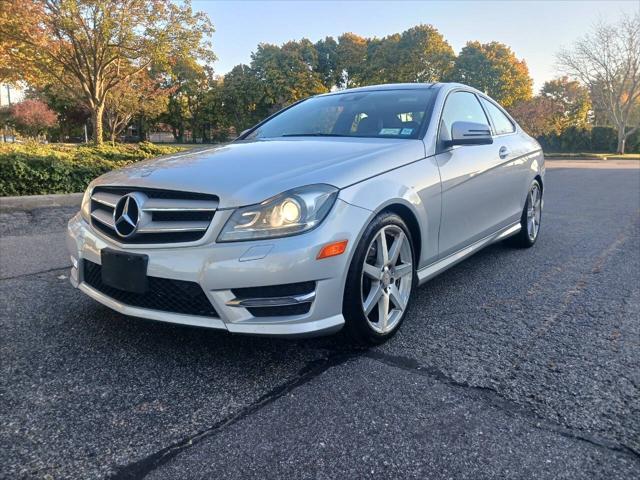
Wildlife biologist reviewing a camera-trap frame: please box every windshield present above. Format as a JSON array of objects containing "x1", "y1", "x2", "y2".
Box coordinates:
[{"x1": 245, "y1": 89, "x2": 436, "y2": 140}]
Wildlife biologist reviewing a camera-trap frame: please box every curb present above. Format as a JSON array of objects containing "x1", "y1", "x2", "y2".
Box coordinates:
[{"x1": 0, "y1": 193, "x2": 83, "y2": 211}]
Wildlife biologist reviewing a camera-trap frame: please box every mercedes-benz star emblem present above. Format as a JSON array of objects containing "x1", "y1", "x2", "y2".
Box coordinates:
[{"x1": 113, "y1": 194, "x2": 140, "y2": 238}]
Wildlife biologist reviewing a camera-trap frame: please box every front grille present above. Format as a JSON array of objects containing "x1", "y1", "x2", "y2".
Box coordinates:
[
  {"x1": 90, "y1": 186, "x2": 219, "y2": 244},
  {"x1": 83, "y1": 260, "x2": 218, "y2": 317}
]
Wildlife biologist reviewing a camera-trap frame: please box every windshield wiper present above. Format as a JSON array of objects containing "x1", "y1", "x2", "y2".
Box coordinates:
[{"x1": 280, "y1": 133, "x2": 351, "y2": 137}]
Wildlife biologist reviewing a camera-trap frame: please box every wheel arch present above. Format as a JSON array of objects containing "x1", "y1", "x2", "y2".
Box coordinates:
[{"x1": 535, "y1": 174, "x2": 543, "y2": 194}]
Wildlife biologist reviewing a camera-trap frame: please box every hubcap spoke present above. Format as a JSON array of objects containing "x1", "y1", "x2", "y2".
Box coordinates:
[
  {"x1": 393, "y1": 263, "x2": 412, "y2": 278},
  {"x1": 363, "y1": 262, "x2": 381, "y2": 280},
  {"x1": 387, "y1": 232, "x2": 405, "y2": 266},
  {"x1": 378, "y1": 291, "x2": 390, "y2": 331},
  {"x1": 376, "y1": 229, "x2": 389, "y2": 266},
  {"x1": 363, "y1": 283, "x2": 383, "y2": 314},
  {"x1": 389, "y1": 284, "x2": 406, "y2": 311}
]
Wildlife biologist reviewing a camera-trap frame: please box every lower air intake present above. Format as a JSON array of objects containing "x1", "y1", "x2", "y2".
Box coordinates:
[{"x1": 83, "y1": 260, "x2": 218, "y2": 317}]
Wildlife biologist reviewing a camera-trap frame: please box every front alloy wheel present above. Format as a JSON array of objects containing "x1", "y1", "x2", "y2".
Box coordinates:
[
  {"x1": 343, "y1": 212, "x2": 416, "y2": 345},
  {"x1": 361, "y1": 225, "x2": 413, "y2": 334}
]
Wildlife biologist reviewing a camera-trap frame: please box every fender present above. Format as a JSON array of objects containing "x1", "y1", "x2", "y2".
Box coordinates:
[{"x1": 338, "y1": 155, "x2": 442, "y2": 269}]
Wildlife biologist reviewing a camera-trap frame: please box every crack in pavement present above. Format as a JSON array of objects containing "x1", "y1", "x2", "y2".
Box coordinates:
[
  {"x1": 108, "y1": 350, "x2": 362, "y2": 480},
  {"x1": 363, "y1": 350, "x2": 640, "y2": 461},
  {"x1": 109, "y1": 345, "x2": 639, "y2": 480},
  {"x1": 508, "y1": 215, "x2": 639, "y2": 372},
  {"x1": 0, "y1": 265, "x2": 71, "y2": 281}
]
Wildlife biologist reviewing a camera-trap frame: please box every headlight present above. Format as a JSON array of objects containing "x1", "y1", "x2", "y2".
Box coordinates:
[
  {"x1": 217, "y1": 184, "x2": 338, "y2": 242},
  {"x1": 80, "y1": 184, "x2": 92, "y2": 222}
]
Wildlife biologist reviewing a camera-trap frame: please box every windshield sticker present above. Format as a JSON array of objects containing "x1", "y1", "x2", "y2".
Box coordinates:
[
  {"x1": 400, "y1": 128, "x2": 413, "y2": 135},
  {"x1": 379, "y1": 128, "x2": 401, "y2": 135}
]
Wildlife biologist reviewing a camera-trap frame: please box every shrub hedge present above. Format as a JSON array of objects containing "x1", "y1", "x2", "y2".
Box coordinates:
[
  {"x1": 537, "y1": 126, "x2": 640, "y2": 153},
  {"x1": 0, "y1": 142, "x2": 185, "y2": 196}
]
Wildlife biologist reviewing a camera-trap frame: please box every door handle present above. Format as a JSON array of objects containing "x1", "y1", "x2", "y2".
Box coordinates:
[{"x1": 499, "y1": 146, "x2": 510, "y2": 159}]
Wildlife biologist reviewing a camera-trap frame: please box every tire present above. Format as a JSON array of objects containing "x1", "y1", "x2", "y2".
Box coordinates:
[
  {"x1": 342, "y1": 212, "x2": 416, "y2": 346},
  {"x1": 507, "y1": 179, "x2": 542, "y2": 248}
]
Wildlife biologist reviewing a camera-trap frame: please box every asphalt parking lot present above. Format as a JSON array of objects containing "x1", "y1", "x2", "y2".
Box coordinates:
[{"x1": 1, "y1": 162, "x2": 639, "y2": 479}]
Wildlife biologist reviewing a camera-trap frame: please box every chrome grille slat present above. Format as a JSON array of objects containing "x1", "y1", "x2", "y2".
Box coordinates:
[
  {"x1": 91, "y1": 192, "x2": 120, "y2": 208},
  {"x1": 142, "y1": 198, "x2": 219, "y2": 212},
  {"x1": 89, "y1": 187, "x2": 218, "y2": 244},
  {"x1": 137, "y1": 221, "x2": 210, "y2": 233},
  {"x1": 91, "y1": 209, "x2": 115, "y2": 228}
]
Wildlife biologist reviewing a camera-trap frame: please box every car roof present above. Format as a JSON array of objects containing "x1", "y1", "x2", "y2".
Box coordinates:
[
  {"x1": 317, "y1": 82, "x2": 476, "y2": 97},
  {"x1": 317, "y1": 83, "x2": 436, "y2": 97}
]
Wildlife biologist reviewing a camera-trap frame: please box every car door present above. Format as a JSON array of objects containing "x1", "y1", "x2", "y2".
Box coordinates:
[
  {"x1": 435, "y1": 90, "x2": 514, "y2": 258},
  {"x1": 478, "y1": 96, "x2": 530, "y2": 224}
]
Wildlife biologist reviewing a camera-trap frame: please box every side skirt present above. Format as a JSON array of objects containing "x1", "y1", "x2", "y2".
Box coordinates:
[{"x1": 417, "y1": 222, "x2": 521, "y2": 285}]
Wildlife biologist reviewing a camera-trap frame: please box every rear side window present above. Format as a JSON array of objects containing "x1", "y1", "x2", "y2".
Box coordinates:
[
  {"x1": 439, "y1": 91, "x2": 489, "y2": 143},
  {"x1": 480, "y1": 98, "x2": 515, "y2": 135}
]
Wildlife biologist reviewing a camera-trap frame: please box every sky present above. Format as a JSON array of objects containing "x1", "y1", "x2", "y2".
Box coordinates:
[{"x1": 194, "y1": 0, "x2": 639, "y2": 92}]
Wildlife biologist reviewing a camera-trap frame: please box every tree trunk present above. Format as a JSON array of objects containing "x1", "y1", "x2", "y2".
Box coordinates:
[
  {"x1": 92, "y1": 103, "x2": 105, "y2": 145},
  {"x1": 617, "y1": 128, "x2": 626, "y2": 154}
]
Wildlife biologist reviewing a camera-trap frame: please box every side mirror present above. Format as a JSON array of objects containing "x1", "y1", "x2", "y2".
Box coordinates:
[{"x1": 445, "y1": 121, "x2": 493, "y2": 147}]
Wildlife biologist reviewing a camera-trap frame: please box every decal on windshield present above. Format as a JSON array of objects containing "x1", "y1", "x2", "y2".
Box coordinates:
[
  {"x1": 379, "y1": 128, "x2": 401, "y2": 135},
  {"x1": 400, "y1": 128, "x2": 413, "y2": 135}
]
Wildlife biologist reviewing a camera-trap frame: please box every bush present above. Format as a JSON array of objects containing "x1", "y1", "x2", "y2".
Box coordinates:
[
  {"x1": 537, "y1": 126, "x2": 640, "y2": 153},
  {"x1": 0, "y1": 142, "x2": 185, "y2": 196}
]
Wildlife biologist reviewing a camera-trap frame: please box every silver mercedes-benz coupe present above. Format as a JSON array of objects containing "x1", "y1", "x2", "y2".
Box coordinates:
[{"x1": 67, "y1": 83, "x2": 544, "y2": 345}]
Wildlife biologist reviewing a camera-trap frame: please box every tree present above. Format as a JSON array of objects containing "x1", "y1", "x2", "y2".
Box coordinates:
[
  {"x1": 250, "y1": 40, "x2": 327, "y2": 113},
  {"x1": 540, "y1": 76, "x2": 591, "y2": 131},
  {"x1": 221, "y1": 64, "x2": 263, "y2": 132},
  {"x1": 104, "y1": 71, "x2": 170, "y2": 144},
  {"x1": 363, "y1": 34, "x2": 402, "y2": 85},
  {"x1": 26, "y1": 84, "x2": 89, "y2": 142},
  {"x1": 0, "y1": 0, "x2": 214, "y2": 145},
  {"x1": 314, "y1": 36, "x2": 340, "y2": 89},
  {"x1": 450, "y1": 41, "x2": 533, "y2": 107},
  {"x1": 509, "y1": 97, "x2": 562, "y2": 137},
  {"x1": 363, "y1": 26, "x2": 454, "y2": 85},
  {"x1": 557, "y1": 14, "x2": 640, "y2": 153},
  {"x1": 336, "y1": 33, "x2": 368, "y2": 88},
  {"x1": 161, "y1": 57, "x2": 211, "y2": 142},
  {"x1": 392, "y1": 25, "x2": 455, "y2": 83},
  {"x1": 11, "y1": 99, "x2": 57, "y2": 138}
]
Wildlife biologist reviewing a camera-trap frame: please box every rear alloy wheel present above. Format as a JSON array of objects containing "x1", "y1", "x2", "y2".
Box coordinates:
[
  {"x1": 507, "y1": 179, "x2": 542, "y2": 248},
  {"x1": 343, "y1": 213, "x2": 415, "y2": 345}
]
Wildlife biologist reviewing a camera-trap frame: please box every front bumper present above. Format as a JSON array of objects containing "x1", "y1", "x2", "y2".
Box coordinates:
[{"x1": 66, "y1": 199, "x2": 371, "y2": 337}]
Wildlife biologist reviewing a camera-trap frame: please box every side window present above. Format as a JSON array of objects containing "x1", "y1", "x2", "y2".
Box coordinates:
[
  {"x1": 480, "y1": 98, "x2": 515, "y2": 135},
  {"x1": 439, "y1": 91, "x2": 490, "y2": 143}
]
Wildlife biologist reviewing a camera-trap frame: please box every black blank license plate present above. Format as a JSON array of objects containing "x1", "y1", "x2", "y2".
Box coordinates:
[{"x1": 101, "y1": 249, "x2": 149, "y2": 294}]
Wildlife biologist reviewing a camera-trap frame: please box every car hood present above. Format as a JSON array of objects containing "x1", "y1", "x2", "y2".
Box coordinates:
[{"x1": 93, "y1": 137, "x2": 425, "y2": 208}]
